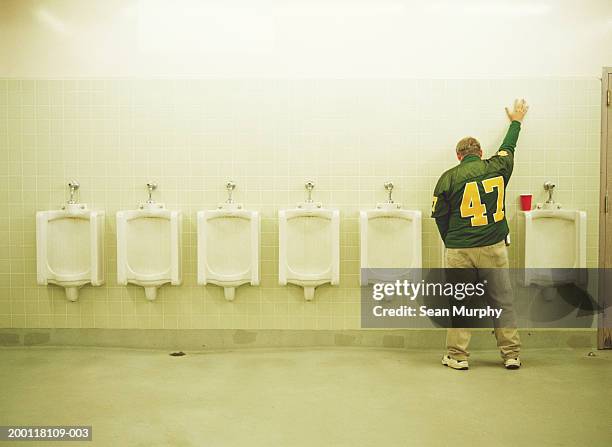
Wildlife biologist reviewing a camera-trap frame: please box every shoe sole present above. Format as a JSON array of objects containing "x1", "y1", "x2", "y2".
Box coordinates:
[
  {"x1": 444, "y1": 364, "x2": 469, "y2": 370},
  {"x1": 442, "y1": 359, "x2": 469, "y2": 370}
]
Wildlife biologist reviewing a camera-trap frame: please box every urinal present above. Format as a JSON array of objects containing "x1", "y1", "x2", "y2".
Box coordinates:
[
  {"x1": 36, "y1": 181, "x2": 104, "y2": 301},
  {"x1": 197, "y1": 182, "x2": 260, "y2": 301},
  {"x1": 518, "y1": 195, "x2": 586, "y2": 286},
  {"x1": 116, "y1": 183, "x2": 182, "y2": 301},
  {"x1": 279, "y1": 182, "x2": 340, "y2": 301},
  {"x1": 359, "y1": 182, "x2": 422, "y2": 285}
]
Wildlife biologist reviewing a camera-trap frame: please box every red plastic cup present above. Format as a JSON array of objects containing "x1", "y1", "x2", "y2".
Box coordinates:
[{"x1": 520, "y1": 194, "x2": 533, "y2": 211}]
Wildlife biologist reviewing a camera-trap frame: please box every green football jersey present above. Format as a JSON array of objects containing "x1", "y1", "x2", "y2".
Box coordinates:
[{"x1": 431, "y1": 121, "x2": 521, "y2": 248}]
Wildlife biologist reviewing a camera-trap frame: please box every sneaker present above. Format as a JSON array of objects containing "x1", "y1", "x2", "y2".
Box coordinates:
[
  {"x1": 504, "y1": 357, "x2": 521, "y2": 370},
  {"x1": 442, "y1": 355, "x2": 469, "y2": 370}
]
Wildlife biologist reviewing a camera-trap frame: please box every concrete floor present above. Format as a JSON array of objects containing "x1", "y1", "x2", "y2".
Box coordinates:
[{"x1": 1, "y1": 347, "x2": 611, "y2": 447}]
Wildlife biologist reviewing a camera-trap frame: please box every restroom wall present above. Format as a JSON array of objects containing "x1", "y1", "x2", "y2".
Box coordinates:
[
  {"x1": 0, "y1": 78, "x2": 601, "y2": 329},
  {"x1": 2, "y1": 0, "x2": 611, "y2": 78}
]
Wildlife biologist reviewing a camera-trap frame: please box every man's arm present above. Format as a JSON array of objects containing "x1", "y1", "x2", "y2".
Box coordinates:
[
  {"x1": 431, "y1": 176, "x2": 451, "y2": 243},
  {"x1": 435, "y1": 215, "x2": 450, "y2": 243},
  {"x1": 499, "y1": 121, "x2": 521, "y2": 154}
]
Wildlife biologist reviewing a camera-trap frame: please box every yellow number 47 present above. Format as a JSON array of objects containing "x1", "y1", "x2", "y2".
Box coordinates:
[{"x1": 460, "y1": 176, "x2": 505, "y2": 227}]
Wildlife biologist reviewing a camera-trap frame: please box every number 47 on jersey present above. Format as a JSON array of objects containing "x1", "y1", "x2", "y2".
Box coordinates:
[{"x1": 460, "y1": 175, "x2": 505, "y2": 227}]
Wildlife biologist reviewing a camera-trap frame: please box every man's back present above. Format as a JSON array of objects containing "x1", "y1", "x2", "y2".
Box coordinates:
[{"x1": 432, "y1": 120, "x2": 521, "y2": 248}]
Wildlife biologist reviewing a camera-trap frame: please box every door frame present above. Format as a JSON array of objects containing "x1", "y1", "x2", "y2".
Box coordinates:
[{"x1": 598, "y1": 67, "x2": 611, "y2": 349}]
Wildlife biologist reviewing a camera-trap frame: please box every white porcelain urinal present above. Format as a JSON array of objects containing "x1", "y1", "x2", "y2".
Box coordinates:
[
  {"x1": 518, "y1": 207, "x2": 586, "y2": 286},
  {"x1": 279, "y1": 182, "x2": 340, "y2": 301},
  {"x1": 36, "y1": 182, "x2": 104, "y2": 301},
  {"x1": 359, "y1": 183, "x2": 422, "y2": 285},
  {"x1": 197, "y1": 182, "x2": 260, "y2": 301},
  {"x1": 116, "y1": 183, "x2": 182, "y2": 301}
]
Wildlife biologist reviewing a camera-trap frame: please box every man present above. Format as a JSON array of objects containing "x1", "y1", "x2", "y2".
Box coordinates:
[{"x1": 431, "y1": 99, "x2": 529, "y2": 370}]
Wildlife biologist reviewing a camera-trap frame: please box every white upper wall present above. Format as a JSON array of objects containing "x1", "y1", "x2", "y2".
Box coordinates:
[{"x1": 1, "y1": 0, "x2": 611, "y2": 78}]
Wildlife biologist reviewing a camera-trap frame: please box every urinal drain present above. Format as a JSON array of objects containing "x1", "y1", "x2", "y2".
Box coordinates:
[{"x1": 169, "y1": 351, "x2": 186, "y2": 357}]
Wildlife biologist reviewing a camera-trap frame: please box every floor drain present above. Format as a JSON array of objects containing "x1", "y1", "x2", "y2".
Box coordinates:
[{"x1": 169, "y1": 351, "x2": 186, "y2": 357}]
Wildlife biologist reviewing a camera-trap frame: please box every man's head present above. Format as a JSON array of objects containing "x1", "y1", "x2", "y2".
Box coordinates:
[{"x1": 455, "y1": 137, "x2": 482, "y2": 161}]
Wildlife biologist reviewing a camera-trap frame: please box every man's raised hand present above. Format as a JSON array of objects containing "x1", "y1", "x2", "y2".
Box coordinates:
[{"x1": 505, "y1": 99, "x2": 529, "y2": 122}]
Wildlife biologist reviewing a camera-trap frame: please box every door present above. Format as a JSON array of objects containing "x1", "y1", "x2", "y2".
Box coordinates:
[{"x1": 599, "y1": 68, "x2": 612, "y2": 349}]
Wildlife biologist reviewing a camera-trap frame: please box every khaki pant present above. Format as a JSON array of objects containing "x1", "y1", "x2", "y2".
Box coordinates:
[{"x1": 445, "y1": 240, "x2": 521, "y2": 361}]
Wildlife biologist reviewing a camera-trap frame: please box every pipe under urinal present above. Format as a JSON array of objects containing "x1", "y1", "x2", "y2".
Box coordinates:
[
  {"x1": 144, "y1": 287, "x2": 157, "y2": 301},
  {"x1": 65, "y1": 287, "x2": 79, "y2": 302}
]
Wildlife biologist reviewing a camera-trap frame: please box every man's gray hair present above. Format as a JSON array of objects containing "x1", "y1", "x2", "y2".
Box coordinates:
[{"x1": 456, "y1": 137, "x2": 481, "y2": 158}]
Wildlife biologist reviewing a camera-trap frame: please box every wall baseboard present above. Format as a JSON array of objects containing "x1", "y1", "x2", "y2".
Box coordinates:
[{"x1": 0, "y1": 328, "x2": 598, "y2": 351}]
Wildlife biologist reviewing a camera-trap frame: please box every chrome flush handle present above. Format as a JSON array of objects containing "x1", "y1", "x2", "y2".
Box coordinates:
[
  {"x1": 67, "y1": 181, "x2": 80, "y2": 204},
  {"x1": 146, "y1": 182, "x2": 158, "y2": 204},
  {"x1": 305, "y1": 181, "x2": 315, "y2": 203},
  {"x1": 544, "y1": 181, "x2": 556, "y2": 204},
  {"x1": 384, "y1": 181, "x2": 394, "y2": 203},
  {"x1": 226, "y1": 181, "x2": 236, "y2": 203}
]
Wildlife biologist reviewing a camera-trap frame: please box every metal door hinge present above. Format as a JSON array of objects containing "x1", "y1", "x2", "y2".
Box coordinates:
[{"x1": 608, "y1": 89, "x2": 611, "y2": 107}]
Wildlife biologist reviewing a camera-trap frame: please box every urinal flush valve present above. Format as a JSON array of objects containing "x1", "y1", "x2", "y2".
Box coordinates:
[
  {"x1": 226, "y1": 181, "x2": 236, "y2": 204},
  {"x1": 384, "y1": 182, "x2": 394, "y2": 203},
  {"x1": 67, "y1": 181, "x2": 80, "y2": 204},
  {"x1": 305, "y1": 181, "x2": 315, "y2": 203},
  {"x1": 146, "y1": 182, "x2": 158, "y2": 204},
  {"x1": 544, "y1": 181, "x2": 556, "y2": 204}
]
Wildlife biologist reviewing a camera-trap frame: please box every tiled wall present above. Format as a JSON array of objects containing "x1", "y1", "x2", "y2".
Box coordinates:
[{"x1": 0, "y1": 78, "x2": 601, "y2": 329}]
